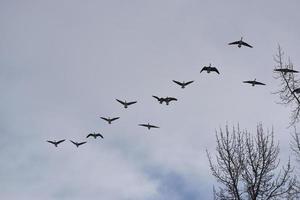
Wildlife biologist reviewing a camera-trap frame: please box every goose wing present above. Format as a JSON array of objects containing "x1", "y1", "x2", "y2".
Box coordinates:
[
  {"x1": 228, "y1": 41, "x2": 239, "y2": 45},
  {"x1": 152, "y1": 96, "x2": 165, "y2": 102},
  {"x1": 111, "y1": 117, "x2": 120, "y2": 121},
  {"x1": 149, "y1": 124, "x2": 159, "y2": 128},
  {"x1": 100, "y1": 117, "x2": 109, "y2": 122},
  {"x1": 290, "y1": 69, "x2": 299, "y2": 73},
  {"x1": 152, "y1": 95, "x2": 160, "y2": 100},
  {"x1": 166, "y1": 97, "x2": 178, "y2": 102},
  {"x1": 185, "y1": 80, "x2": 194, "y2": 86},
  {"x1": 241, "y1": 41, "x2": 253, "y2": 48},
  {"x1": 172, "y1": 80, "x2": 183, "y2": 86},
  {"x1": 243, "y1": 81, "x2": 253, "y2": 84},
  {"x1": 200, "y1": 67, "x2": 209, "y2": 73},
  {"x1": 95, "y1": 133, "x2": 104, "y2": 138},
  {"x1": 86, "y1": 133, "x2": 94, "y2": 138},
  {"x1": 127, "y1": 101, "x2": 137, "y2": 105},
  {"x1": 139, "y1": 124, "x2": 148, "y2": 127},
  {"x1": 57, "y1": 139, "x2": 65, "y2": 144},
  {"x1": 70, "y1": 140, "x2": 78, "y2": 146},
  {"x1": 77, "y1": 141, "x2": 87, "y2": 146},
  {"x1": 211, "y1": 67, "x2": 220, "y2": 74},
  {"x1": 47, "y1": 140, "x2": 56, "y2": 145},
  {"x1": 254, "y1": 81, "x2": 266, "y2": 85},
  {"x1": 116, "y1": 99, "x2": 125, "y2": 105}
]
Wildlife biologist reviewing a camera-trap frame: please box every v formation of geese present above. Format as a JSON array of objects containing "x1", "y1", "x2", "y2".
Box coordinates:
[{"x1": 47, "y1": 36, "x2": 299, "y2": 148}]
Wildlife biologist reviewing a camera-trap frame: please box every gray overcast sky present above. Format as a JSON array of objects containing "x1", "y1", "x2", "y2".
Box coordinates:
[{"x1": 1, "y1": 0, "x2": 300, "y2": 199}]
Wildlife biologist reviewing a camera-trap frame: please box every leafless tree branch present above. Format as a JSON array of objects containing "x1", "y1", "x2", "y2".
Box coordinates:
[{"x1": 207, "y1": 124, "x2": 297, "y2": 200}]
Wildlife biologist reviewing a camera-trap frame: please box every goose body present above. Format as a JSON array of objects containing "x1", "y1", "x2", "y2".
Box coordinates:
[
  {"x1": 47, "y1": 139, "x2": 65, "y2": 147},
  {"x1": 100, "y1": 117, "x2": 119, "y2": 124},
  {"x1": 70, "y1": 140, "x2": 87, "y2": 147},
  {"x1": 243, "y1": 79, "x2": 266, "y2": 86},
  {"x1": 172, "y1": 80, "x2": 194, "y2": 88},
  {"x1": 139, "y1": 123, "x2": 159, "y2": 130},
  {"x1": 86, "y1": 132, "x2": 104, "y2": 139},
  {"x1": 228, "y1": 37, "x2": 253, "y2": 48},
  {"x1": 116, "y1": 99, "x2": 137, "y2": 108},
  {"x1": 200, "y1": 64, "x2": 220, "y2": 74}
]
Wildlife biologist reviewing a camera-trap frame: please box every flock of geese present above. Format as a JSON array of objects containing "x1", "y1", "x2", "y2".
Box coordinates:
[{"x1": 47, "y1": 37, "x2": 299, "y2": 148}]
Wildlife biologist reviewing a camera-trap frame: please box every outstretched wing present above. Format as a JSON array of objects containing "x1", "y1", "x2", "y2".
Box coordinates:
[
  {"x1": 211, "y1": 67, "x2": 220, "y2": 74},
  {"x1": 228, "y1": 41, "x2": 239, "y2": 45},
  {"x1": 200, "y1": 67, "x2": 208, "y2": 73},
  {"x1": 77, "y1": 141, "x2": 87, "y2": 146},
  {"x1": 254, "y1": 81, "x2": 266, "y2": 85},
  {"x1": 47, "y1": 140, "x2": 56, "y2": 145},
  {"x1": 241, "y1": 41, "x2": 253, "y2": 48},
  {"x1": 185, "y1": 80, "x2": 194, "y2": 86},
  {"x1": 149, "y1": 124, "x2": 159, "y2": 128},
  {"x1": 167, "y1": 97, "x2": 178, "y2": 102},
  {"x1": 111, "y1": 117, "x2": 120, "y2": 121},
  {"x1": 127, "y1": 101, "x2": 137, "y2": 105},
  {"x1": 96, "y1": 133, "x2": 104, "y2": 138},
  {"x1": 57, "y1": 139, "x2": 65, "y2": 144},
  {"x1": 116, "y1": 99, "x2": 125, "y2": 105},
  {"x1": 70, "y1": 140, "x2": 77, "y2": 145},
  {"x1": 243, "y1": 81, "x2": 252, "y2": 84},
  {"x1": 86, "y1": 134, "x2": 93, "y2": 138},
  {"x1": 139, "y1": 124, "x2": 148, "y2": 127},
  {"x1": 152, "y1": 95, "x2": 160, "y2": 100},
  {"x1": 100, "y1": 117, "x2": 109, "y2": 122},
  {"x1": 172, "y1": 80, "x2": 183, "y2": 86}
]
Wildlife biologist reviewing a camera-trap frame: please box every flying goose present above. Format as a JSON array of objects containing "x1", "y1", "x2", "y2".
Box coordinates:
[
  {"x1": 116, "y1": 99, "x2": 137, "y2": 108},
  {"x1": 152, "y1": 95, "x2": 165, "y2": 104},
  {"x1": 172, "y1": 80, "x2": 194, "y2": 88},
  {"x1": 243, "y1": 79, "x2": 266, "y2": 86},
  {"x1": 274, "y1": 68, "x2": 299, "y2": 74},
  {"x1": 47, "y1": 139, "x2": 65, "y2": 147},
  {"x1": 228, "y1": 37, "x2": 253, "y2": 48},
  {"x1": 200, "y1": 64, "x2": 220, "y2": 74},
  {"x1": 293, "y1": 88, "x2": 300, "y2": 94},
  {"x1": 70, "y1": 140, "x2": 87, "y2": 147},
  {"x1": 86, "y1": 132, "x2": 104, "y2": 139},
  {"x1": 139, "y1": 123, "x2": 159, "y2": 130},
  {"x1": 164, "y1": 97, "x2": 177, "y2": 105},
  {"x1": 100, "y1": 117, "x2": 120, "y2": 124}
]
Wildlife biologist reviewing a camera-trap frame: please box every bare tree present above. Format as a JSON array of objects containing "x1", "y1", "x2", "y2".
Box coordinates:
[
  {"x1": 273, "y1": 45, "x2": 300, "y2": 126},
  {"x1": 207, "y1": 124, "x2": 297, "y2": 200}
]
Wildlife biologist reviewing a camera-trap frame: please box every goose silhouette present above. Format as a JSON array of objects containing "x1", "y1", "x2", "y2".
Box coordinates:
[
  {"x1": 228, "y1": 37, "x2": 253, "y2": 48},
  {"x1": 243, "y1": 79, "x2": 266, "y2": 86},
  {"x1": 116, "y1": 99, "x2": 137, "y2": 108},
  {"x1": 200, "y1": 64, "x2": 220, "y2": 74},
  {"x1": 172, "y1": 80, "x2": 194, "y2": 88},
  {"x1": 292, "y1": 88, "x2": 300, "y2": 94},
  {"x1": 47, "y1": 139, "x2": 65, "y2": 147},
  {"x1": 274, "y1": 68, "x2": 299, "y2": 74},
  {"x1": 70, "y1": 140, "x2": 87, "y2": 147},
  {"x1": 86, "y1": 132, "x2": 104, "y2": 139},
  {"x1": 139, "y1": 123, "x2": 159, "y2": 130},
  {"x1": 100, "y1": 117, "x2": 119, "y2": 124}
]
